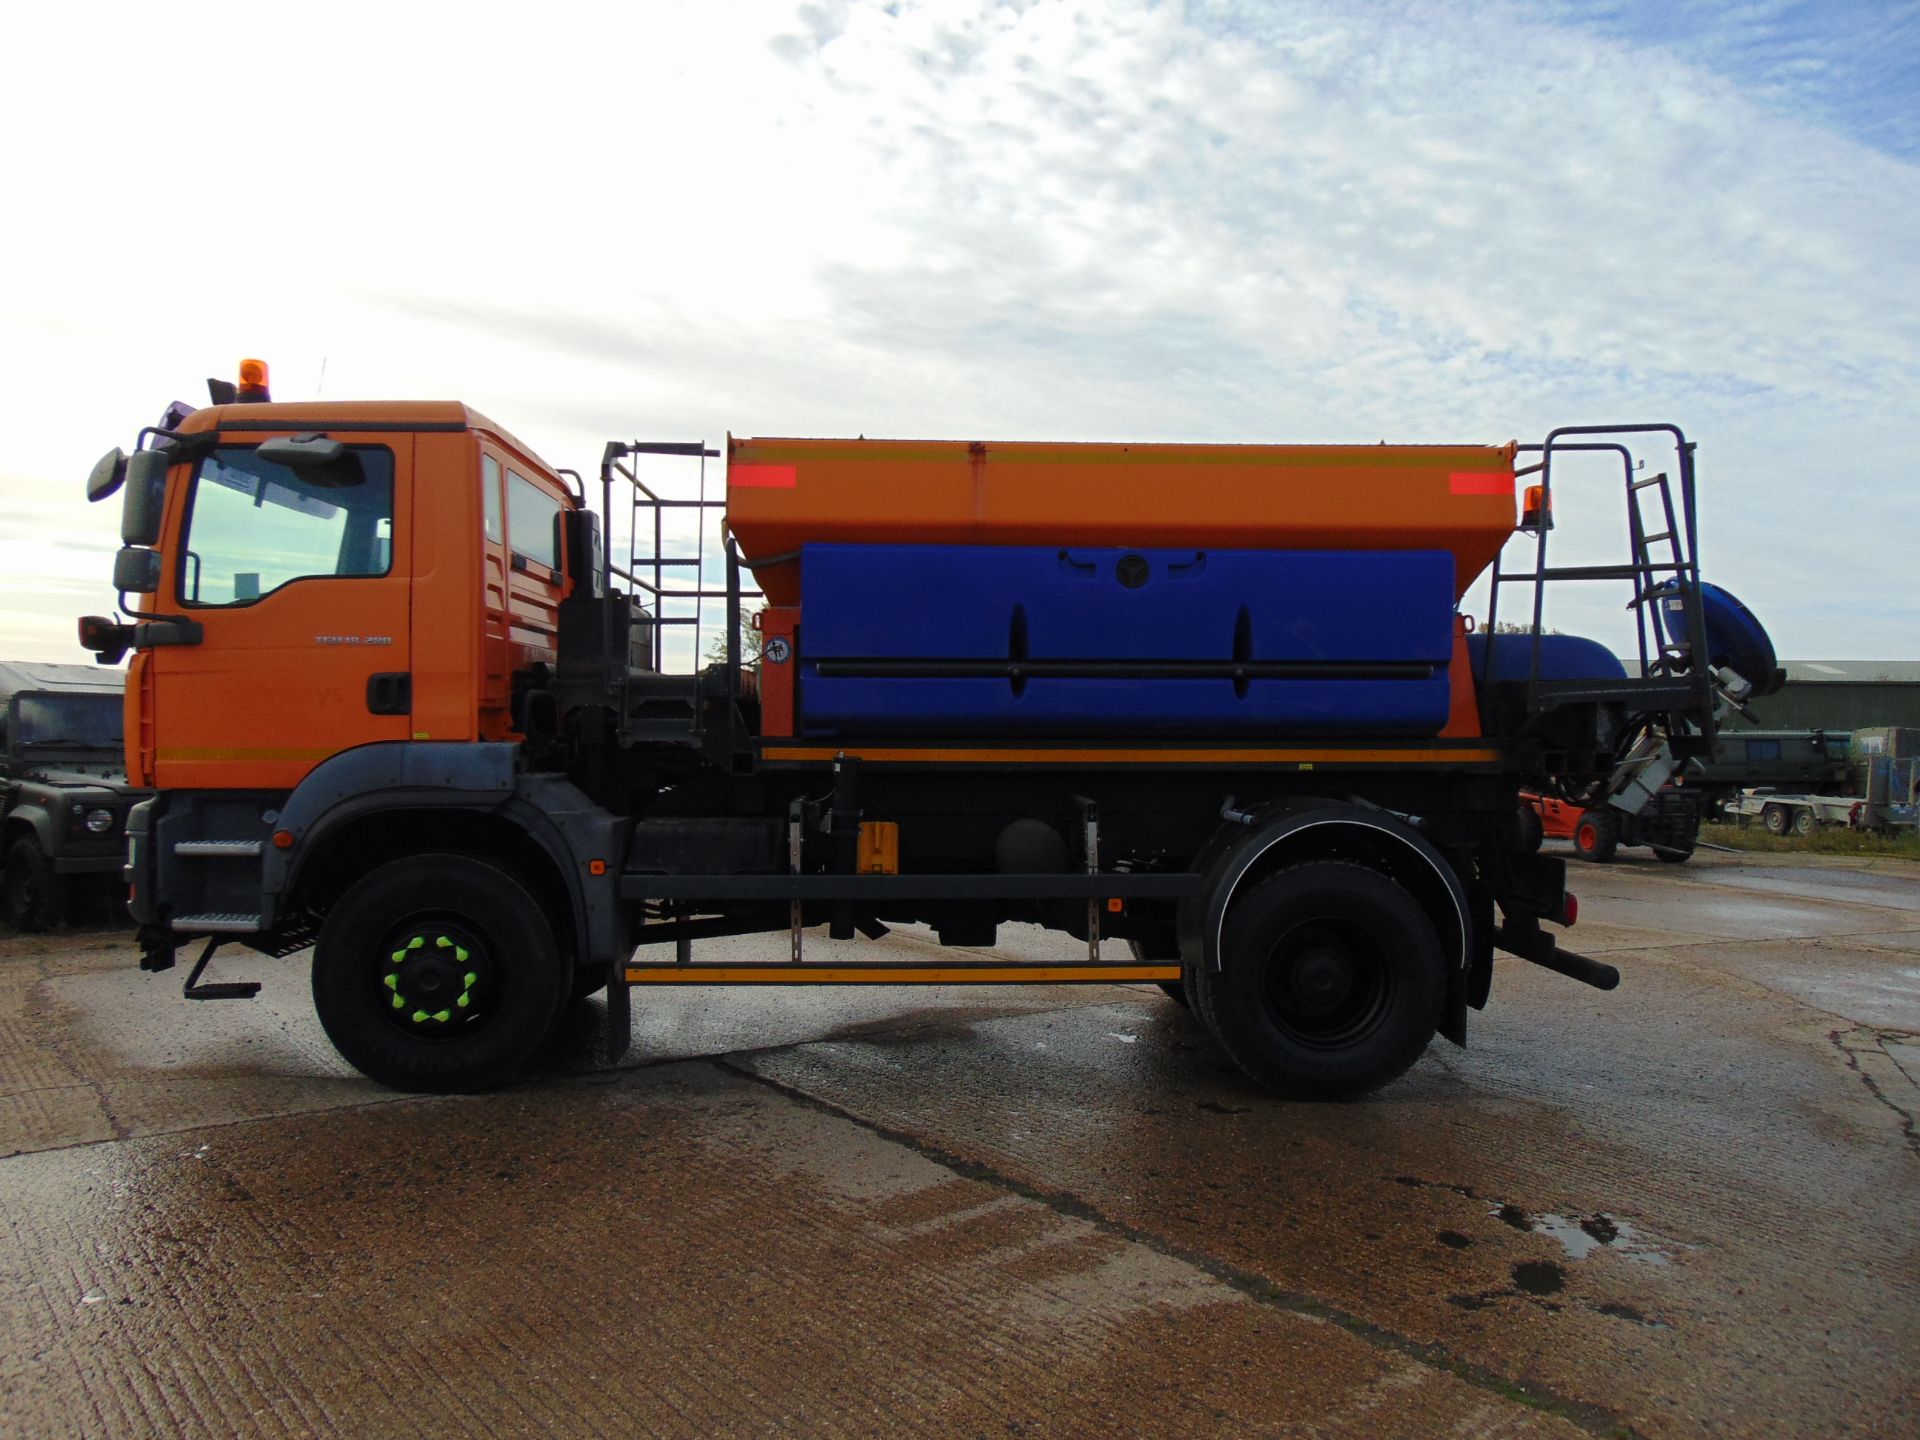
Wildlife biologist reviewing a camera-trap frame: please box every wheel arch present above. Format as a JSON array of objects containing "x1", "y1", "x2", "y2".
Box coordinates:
[
  {"x1": 3, "y1": 804, "x2": 58, "y2": 853},
  {"x1": 260, "y1": 743, "x2": 613, "y2": 972},
  {"x1": 1177, "y1": 799, "x2": 1472, "y2": 1045},
  {"x1": 283, "y1": 807, "x2": 582, "y2": 961}
]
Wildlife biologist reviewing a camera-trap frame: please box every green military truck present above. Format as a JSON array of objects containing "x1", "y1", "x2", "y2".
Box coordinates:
[{"x1": 0, "y1": 662, "x2": 144, "y2": 930}]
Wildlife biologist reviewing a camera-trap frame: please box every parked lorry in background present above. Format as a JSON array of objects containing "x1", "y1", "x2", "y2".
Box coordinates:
[
  {"x1": 76, "y1": 362, "x2": 1783, "y2": 1097},
  {"x1": 1692, "y1": 728, "x2": 1852, "y2": 815},
  {"x1": 1724, "y1": 727, "x2": 1918, "y2": 837},
  {"x1": 0, "y1": 661, "x2": 144, "y2": 929}
]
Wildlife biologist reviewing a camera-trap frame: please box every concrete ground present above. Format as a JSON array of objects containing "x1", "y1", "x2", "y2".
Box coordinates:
[{"x1": 0, "y1": 849, "x2": 1914, "y2": 1439}]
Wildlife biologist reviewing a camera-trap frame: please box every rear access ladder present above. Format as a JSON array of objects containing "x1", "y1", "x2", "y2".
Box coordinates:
[{"x1": 1485, "y1": 423, "x2": 1716, "y2": 749}]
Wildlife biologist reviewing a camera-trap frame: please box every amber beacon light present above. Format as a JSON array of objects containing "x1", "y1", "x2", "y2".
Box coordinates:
[
  {"x1": 236, "y1": 358, "x2": 272, "y2": 403},
  {"x1": 1520, "y1": 483, "x2": 1553, "y2": 532}
]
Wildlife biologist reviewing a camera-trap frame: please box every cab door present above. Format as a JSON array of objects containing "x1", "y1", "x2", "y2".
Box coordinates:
[{"x1": 148, "y1": 434, "x2": 413, "y2": 792}]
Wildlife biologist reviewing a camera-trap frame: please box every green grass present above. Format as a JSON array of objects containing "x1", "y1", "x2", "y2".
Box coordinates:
[{"x1": 1701, "y1": 821, "x2": 1920, "y2": 860}]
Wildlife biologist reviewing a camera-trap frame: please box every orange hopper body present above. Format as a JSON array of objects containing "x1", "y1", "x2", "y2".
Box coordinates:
[{"x1": 726, "y1": 437, "x2": 1519, "y2": 607}]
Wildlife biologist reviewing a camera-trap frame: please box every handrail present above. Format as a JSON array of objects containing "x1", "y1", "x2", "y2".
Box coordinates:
[{"x1": 1492, "y1": 424, "x2": 1714, "y2": 749}]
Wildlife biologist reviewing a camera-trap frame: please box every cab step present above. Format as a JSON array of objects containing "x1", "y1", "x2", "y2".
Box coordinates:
[{"x1": 170, "y1": 913, "x2": 264, "y2": 933}]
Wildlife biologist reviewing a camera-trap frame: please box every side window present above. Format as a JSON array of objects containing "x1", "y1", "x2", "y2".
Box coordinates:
[
  {"x1": 482, "y1": 455, "x2": 504, "y2": 542},
  {"x1": 180, "y1": 445, "x2": 395, "y2": 606},
  {"x1": 506, "y1": 470, "x2": 560, "y2": 571}
]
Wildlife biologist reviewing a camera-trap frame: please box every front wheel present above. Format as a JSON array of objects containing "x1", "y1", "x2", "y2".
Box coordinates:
[
  {"x1": 1573, "y1": 811, "x2": 1619, "y2": 863},
  {"x1": 3, "y1": 837, "x2": 67, "y2": 932},
  {"x1": 1192, "y1": 862, "x2": 1445, "y2": 1100},
  {"x1": 312, "y1": 854, "x2": 568, "y2": 1093},
  {"x1": 1762, "y1": 805, "x2": 1791, "y2": 836}
]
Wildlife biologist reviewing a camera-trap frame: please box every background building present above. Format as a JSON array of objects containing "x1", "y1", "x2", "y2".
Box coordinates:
[{"x1": 1731, "y1": 661, "x2": 1920, "y2": 732}]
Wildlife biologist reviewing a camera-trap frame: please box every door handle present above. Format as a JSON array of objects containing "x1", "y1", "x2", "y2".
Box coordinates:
[{"x1": 366, "y1": 672, "x2": 412, "y2": 716}]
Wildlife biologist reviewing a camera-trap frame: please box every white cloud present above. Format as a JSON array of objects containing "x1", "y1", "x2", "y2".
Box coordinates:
[{"x1": 0, "y1": 0, "x2": 1912, "y2": 666}]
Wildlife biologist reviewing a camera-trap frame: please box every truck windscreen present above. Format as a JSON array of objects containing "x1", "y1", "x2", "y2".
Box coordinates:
[{"x1": 179, "y1": 446, "x2": 395, "y2": 606}]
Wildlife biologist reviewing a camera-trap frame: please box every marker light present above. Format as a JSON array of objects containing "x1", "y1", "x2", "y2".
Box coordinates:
[
  {"x1": 1520, "y1": 484, "x2": 1553, "y2": 532},
  {"x1": 237, "y1": 358, "x2": 272, "y2": 404}
]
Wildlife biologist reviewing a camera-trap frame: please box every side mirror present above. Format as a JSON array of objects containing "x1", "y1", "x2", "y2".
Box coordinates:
[
  {"x1": 88, "y1": 448, "x2": 129, "y2": 503},
  {"x1": 78, "y1": 615, "x2": 131, "y2": 665},
  {"x1": 113, "y1": 546, "x2": 162, "y2": 594},
  {"x1": 121, "y1": 449, "x2": 171, "y2": 546},
  {"x1": 257, "y1": 433, "x2": 347, "y2": 470}
]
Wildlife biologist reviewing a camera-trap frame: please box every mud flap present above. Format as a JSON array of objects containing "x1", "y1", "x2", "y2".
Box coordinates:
[{"x1": 603, "y1": 960, "x2": 632, "y2": 1064}]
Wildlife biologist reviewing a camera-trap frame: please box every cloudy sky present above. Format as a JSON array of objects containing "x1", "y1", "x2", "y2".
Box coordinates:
[{"x1": 2, "y1": 0, "x2": 1914, "y2": 667}]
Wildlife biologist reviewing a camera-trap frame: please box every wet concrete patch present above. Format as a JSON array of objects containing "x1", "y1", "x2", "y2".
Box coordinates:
[
  {"x1": 0, "y1": 1061, "x2": 1585, "y2": 1440},
  {"x1": 1513, "y1": 1260, "x2": 1566, "y2": 1296},
  {"x1": 5, "y1": 855, "x2": 1920, "y2": 1438}
]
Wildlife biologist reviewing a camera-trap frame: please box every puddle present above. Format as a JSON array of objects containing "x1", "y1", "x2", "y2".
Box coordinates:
[
  {"x1": 1393, "y1": 1175, "x2": 1688, "y2": 1267},
  {"x1": 1490, "y1": 1203, "x2": 1678, "y2": 1266}
]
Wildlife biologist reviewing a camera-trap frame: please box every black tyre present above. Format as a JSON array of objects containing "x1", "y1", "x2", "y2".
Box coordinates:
[
  {"x1": 1191, "y1": 862, "x2": 1445, "y2": 1100},
  {"x1": 1572, "y1": 811, "x2": 1618, "y2": 863},
  {"x1": 1762, "y1": 805, "x2": 1790, "y2": 836},
  {"x1": 569, "y1": 967, "x2": 608, "y2": 1003},
  {"x1": 3, "y1": 836, "x2": 67, "y2": 932},
  {"x1": 1516, "y1": 803, "x2": 1545, "y2": 854},
  {"x1": 312, "y1": 854, "x2": 567, "y2": 1093},
  {"x1": 1790, "y1": 809, "x2": 1815, "y2": 838},
  {"x1": 1156, "y1": 981, "x2": 1189, "y2": 1008},
  {"x1": 1654, "y1": 845, "x2": 1694, "y2": 864}
]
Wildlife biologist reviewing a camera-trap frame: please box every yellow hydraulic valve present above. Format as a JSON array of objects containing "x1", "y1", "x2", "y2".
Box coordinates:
[{"x1": 857, "y1": 821, "x2": 900, "y2": 875}]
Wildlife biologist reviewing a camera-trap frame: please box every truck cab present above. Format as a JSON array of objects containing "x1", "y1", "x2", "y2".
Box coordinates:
[{"x1": 95, "y1": 397, "x2": 576, "y2": 795}]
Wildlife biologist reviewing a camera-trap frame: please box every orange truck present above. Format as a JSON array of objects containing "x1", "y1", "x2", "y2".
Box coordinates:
[{"x1": 77, "y1": 362, "x2": 1776, "y2": 1097}]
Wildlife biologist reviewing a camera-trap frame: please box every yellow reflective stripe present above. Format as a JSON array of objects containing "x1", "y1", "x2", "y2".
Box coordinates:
[
  {"x1": 760, "y1": 745, "x2": 1503, "y2": 766},
  {"x1": 624, "y1": 964, "x2": 1182, "y2": 985},
  {"x1": 157, "y1": 746, "x2": 338, "y2": 762}
]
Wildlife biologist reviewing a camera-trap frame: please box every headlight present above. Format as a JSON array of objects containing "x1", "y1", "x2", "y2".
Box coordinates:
[{"x1": 86, "y1": 809, "x2": 114, "y2": 834}]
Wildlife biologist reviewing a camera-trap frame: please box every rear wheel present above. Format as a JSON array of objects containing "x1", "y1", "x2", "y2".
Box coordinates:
[
  {"x1": 1572, "y1": 811, "x2": 1619, "y2": 863},
  {"x1": 1191, "y1": 862, "x2": 1445, "y2": 1100},
  {"x1": 1516, "y1": 803, "x2": 1545, "y2": 854},
  {"x1": 312, "y1": 854, "x2": 567, "y2": 1093},
  {"x1": 3, "y1": 837, "x2": 66, "y2": 932},
  {"x1": 1790, "y1": 809, "x2": 1815, "y2": 837}
]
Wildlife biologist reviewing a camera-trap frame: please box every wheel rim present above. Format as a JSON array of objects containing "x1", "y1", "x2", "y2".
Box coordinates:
[
  {"x1": 1258, "y1": 918, "x2": 1392, "y2": 1049},
  {"x1": 375, "y1": 916, "x2": 498, "y2": 1037},
  {"x1": 1576, "y1": 822, "x2": 1595, "y2": 853}
]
